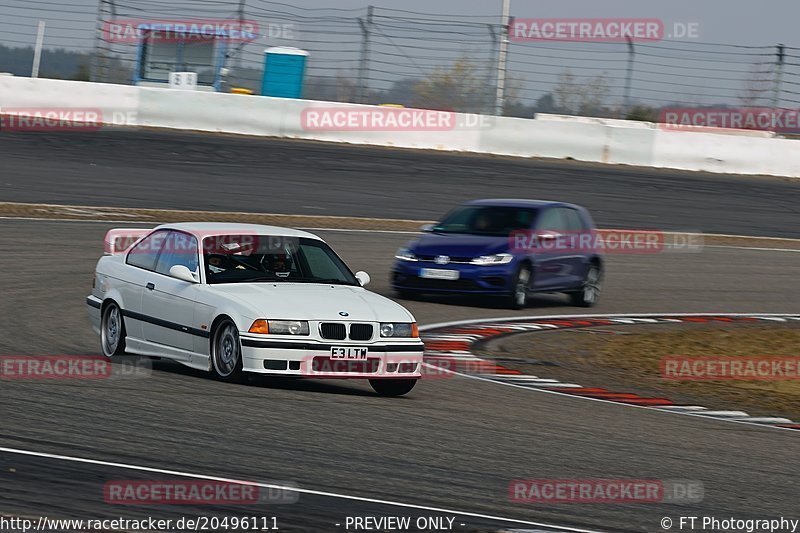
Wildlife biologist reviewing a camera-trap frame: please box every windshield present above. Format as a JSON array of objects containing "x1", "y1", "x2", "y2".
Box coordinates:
[
  {"x1": 433, "y1": 206, "x2": 538, "y2": 236},
  {"x1": 203, "y1": 235, "x2": 358, "y2": 285}
]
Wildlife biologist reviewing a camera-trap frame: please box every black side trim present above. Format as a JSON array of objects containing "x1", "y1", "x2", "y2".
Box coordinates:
[
  {"x1": 86, "y1": 297, "x2": 102, "y2": 309},
  {"x1": 121, "y1": 309, "x2": 210, "y2": 338},
  {"x1": 240, "y1": 339, "x2": 424, "y2": 352}
]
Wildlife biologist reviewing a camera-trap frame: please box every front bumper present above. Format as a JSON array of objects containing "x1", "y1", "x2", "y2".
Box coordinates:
[
  {"x1": 391, "y1": 261, "x2": 514, "y2": 294},
  {"x1": 240, "y1": 336, "x2": 425, "y2": 378},
  {"x1": 86, "y1": 295, "x2": 102, "y2": 335}
]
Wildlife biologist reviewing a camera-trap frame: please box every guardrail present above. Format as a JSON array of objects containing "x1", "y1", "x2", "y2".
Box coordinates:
[{"x1": 2, "y1": 76, "x2": 799, "y2": 178}]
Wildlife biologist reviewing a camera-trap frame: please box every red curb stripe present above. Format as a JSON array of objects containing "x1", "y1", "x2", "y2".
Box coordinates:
[
  {"x1": 439, "y1": 328, "x2": 486, "y2": 335},
  {"x1": 559, "y1": 387, "x2": 610, "y2": 394},
  {"x1": 494, "y1": 368, "x2": 523, "y2": 375},
  {"x1": 424, "y1": 341, "x2": 471, "y2": 352},
  {"x1": 475, "y1": 328, "x2": 517, "y2": 336},
  {"x1": 611, "y1": 398, "x2": 674, "y2": 406},
  {"x1": 424, "y1": 314, "x2": 800, "y2": 430}
]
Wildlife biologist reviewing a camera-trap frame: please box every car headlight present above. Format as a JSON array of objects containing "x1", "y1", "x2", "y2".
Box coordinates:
[
  {"x1": 248, "y1": 320, "x2": 309, "y2": 335},
  {"x1": 395, "y1": 248, "x2": 418, "y2": 262},
  {"x1": 470, "y1": 253, "x2": 514, "y2": 265},
  {"x1": 380, "y1": 322, "x2": 419, "y2": 338}
]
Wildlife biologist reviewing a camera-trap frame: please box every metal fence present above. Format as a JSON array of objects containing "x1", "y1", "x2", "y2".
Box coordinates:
[{"x1": 2, "y1": 0, "x2": 799, "y2": 119}]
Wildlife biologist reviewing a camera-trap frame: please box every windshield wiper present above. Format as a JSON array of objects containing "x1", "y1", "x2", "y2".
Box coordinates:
[
  {"x1": 293, "y1": 278, "x2": 356, "y2": 285},
  {"x1": 224, "y1": 276, "x2": 283, "y2": 283}
]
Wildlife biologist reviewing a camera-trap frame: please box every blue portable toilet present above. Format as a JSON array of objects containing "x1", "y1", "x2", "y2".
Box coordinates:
[{"x1": 261, "y1": 47, "x2": 309, "y2": 98}]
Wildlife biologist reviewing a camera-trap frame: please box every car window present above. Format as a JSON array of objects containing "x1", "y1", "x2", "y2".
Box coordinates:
[
  {"x1": 303, "y1": 245, "x2": 348, "y2": 280},
  {"x1": 126, "y1": 230, "x2": 170, "y2": 271},
  {"x1": 155, "y1": 231, "x2": 199, "y2": 277},
  {"x1": 560, "y1": 208, "x2": 585, "y2": 232},
  {"x1": 433, "y1": 206, "x2": 538, "y2": 236},
  {"x1": 536, "y1": 208, "x2": 566, "y2": 232},
  {"x1": 202, "y1": 235, "x2": 358, "y2": 285}
]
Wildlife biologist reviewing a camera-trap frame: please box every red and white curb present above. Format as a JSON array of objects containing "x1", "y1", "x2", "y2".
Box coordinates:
[{"x1": 420, "y1": 313, "x2": 800, "y2": 431}]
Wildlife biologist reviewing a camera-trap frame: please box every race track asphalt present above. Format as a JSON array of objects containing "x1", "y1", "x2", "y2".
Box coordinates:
[
  {"x1": 1, "y1": 219, "x2": 799, "y2": 533},
  {"x1": 0, "y1": 129, "x2": 799, "y2": 237}
]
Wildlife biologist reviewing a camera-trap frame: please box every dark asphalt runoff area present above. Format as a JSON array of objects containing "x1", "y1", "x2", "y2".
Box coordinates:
[
  {"x1": 0, "y1": 129, "x2": 799, "y2": 237},
  {"x1": 1, "y1": 220, "x2": 799, "y2": 533}
]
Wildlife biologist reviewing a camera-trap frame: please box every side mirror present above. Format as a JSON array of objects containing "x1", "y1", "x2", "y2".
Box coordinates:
[
  {"x1": 420, "y1": 224, "x2": 435, "y2": 233},
  {"x1": 537, "y1": 230, "x2": 562, "y2": 241},
  {"x1": 355, "y1": 271, "x2": 371, "y2": 287},
  {"x1": 169, "y1": 264, "x2": 199, "y2": 283}
]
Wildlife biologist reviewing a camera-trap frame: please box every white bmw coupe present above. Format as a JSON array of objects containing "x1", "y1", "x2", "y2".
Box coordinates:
[{"x1": 87, "y1": 223, "x2": 424, "y2": 396}]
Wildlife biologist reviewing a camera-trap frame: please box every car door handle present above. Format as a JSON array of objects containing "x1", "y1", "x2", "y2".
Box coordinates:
[{"x1": 146, "y1": 282, "x2": 155, "y2": 291}]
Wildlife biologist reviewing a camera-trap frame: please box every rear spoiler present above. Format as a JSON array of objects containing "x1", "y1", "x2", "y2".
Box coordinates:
[{"x1": 104, "y1": 228, "x2": 152, "y2": 255}]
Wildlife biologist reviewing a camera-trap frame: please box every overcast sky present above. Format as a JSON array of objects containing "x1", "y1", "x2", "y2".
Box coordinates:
[
  {"x1": 2, "y1": 0, "x2": 799, "y2": 48},
  {"x1": 253, "y1": 0, "x2": 797, "y2": 47}
]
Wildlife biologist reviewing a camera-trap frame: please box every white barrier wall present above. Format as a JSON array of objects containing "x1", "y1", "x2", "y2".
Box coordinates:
[
  {"x1": 0, "y1": 76, "x2": 140, "y2": 125},
  {"x1": 1, "y1": 76, "x2": 799, "y2": 178},
  {"x1": 652, "y1": 129, "x2": 800, "y2": 176}
]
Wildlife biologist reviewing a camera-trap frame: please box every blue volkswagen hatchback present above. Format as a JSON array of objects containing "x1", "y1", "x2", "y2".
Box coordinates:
[{"x1": 391, "y1": 199, "x2": 603, "y2": 309}]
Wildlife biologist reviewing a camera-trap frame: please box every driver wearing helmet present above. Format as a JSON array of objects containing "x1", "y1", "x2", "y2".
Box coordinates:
[{"x1": 266, "y1": 252, "x2": 292, "y2": 278}]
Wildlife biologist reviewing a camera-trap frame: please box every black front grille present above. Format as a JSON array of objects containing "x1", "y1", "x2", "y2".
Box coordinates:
[
  {"x1": 320, "y1": 322, "x2": 346, "y2": 340},
  {"x1": 482, "y1": 276, "x2": 508, "y2": 287},
  {"x1": 349, "y1": 323, "x2": 373, "y2": 341},
  {"x1": 312, "y1": 357, "x2": 379, "y2": 373},
  {"x1": 406, "y1": 278, "x2": 481, "y2": 291},
  {"x1": 417, "y1": 255, "x2": 472, "y2": 263}
]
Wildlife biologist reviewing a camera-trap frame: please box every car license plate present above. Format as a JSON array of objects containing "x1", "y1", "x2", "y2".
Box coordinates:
[
  {"x1": 330, "y1": 347, "x2": 368, "y2": 359},
  {"x1": 419, "y1": 268, "x2": 460, "y2": 280}
]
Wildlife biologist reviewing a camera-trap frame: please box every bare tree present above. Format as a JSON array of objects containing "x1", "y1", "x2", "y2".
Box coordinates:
[
  {"x1": 335, "y1": 70, "x2": 358, "y2": 102},
  {"x1": 412, "y1": 56, "x2": 489, "y2": 112},
  {"x1": 739, "y1": 62, "x2": 773, "y2": 107},
  {"x1": 553, "y1": 69, "x2": 611, "y2": 116}
]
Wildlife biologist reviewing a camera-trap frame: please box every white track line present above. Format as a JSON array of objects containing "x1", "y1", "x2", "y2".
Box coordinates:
[
  {"x1": 704, "y1": 244, "x2": 800, "y2": 253},
  {"x1": 420, "y1": 313, "x2": 800, "y2": 433},
  {"x1": 0, "y1": 447, "x2": 600, "y2": 533},
  {"x1": 421, "y1": 362, "x2": 799, "y2": 433},
  {"x1": 1, "y1": 216, "x2": 800, "y2": 251},
  {"x1": 0, "y1": 217, "x2": 420, "y2": 235},
  {"x1": 419, "y1": 312, "x2": 800, "y2": 332}
]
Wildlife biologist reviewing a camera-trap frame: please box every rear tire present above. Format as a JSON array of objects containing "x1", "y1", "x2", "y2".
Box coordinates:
[
  {"x1": 101, "y1": 301, "x2": 126, "y2": 357},
  {"x1": 369, "y1": 378, "x2": 418, "y2": 397},
  {"x1": 570, "y1": 264, "x2": 602, "y2": 307},
  {"x1": 211, "y1": 319, "x2": 244, "y2": 382}
]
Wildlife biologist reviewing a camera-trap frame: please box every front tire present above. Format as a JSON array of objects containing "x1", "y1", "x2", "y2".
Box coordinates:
[
  {"x1": 369, "y1": 378, "x2": 418, "y2": 397},
  {"x1": 211, "y1": 319, "x2": 244, "y2": 382},
  {"x1": 101, "y1": 301, "x2": 126, "y2": 357},
  {"x1": 570, "y1": 263, "x2": 602, "y2": 307},
  {"x1": 507, "y1": 264, "x2": 531, "y2": 310}
]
